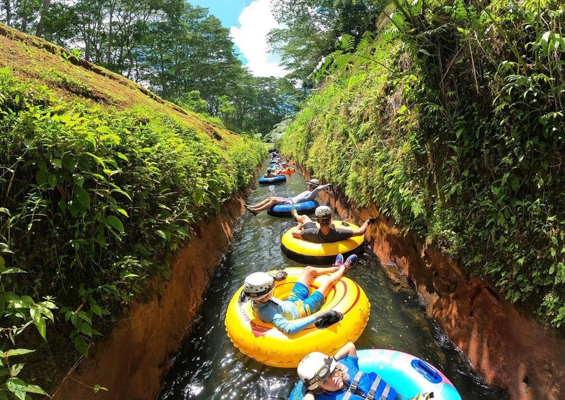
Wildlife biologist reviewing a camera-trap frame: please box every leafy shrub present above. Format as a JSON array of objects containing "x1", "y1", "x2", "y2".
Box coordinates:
[
  {"x1": 178, "y1": 90, "x2": 209, "y2": 114},
  {"x1": 0, "y1": 67, "x2": 265, "y2": 393},
  {"x1": 281, "y1": 0, "x2": 564, "y2": 327}
]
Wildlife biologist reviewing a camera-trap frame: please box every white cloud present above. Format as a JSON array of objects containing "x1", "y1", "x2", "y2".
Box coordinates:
[{"x1": 230, "y1": 0, "x2": 287, "y2": 78}]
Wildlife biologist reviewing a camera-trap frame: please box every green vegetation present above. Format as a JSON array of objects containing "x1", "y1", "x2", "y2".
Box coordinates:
[
  {"x1": 0, "y1": 0, "x2": 304, "y2": 135},
  {"x1": 0, "y1": 25, "x2": 265, "y2": 397},
  {"x1": 0, "y1": 0, "x2": 563, "y2": 397},
  {"x1": 281, "y1": 0, "x2": 564, "y2": 327},
  {"x1": 269, "y1": 0, "x2": 384, "y2": 81}
]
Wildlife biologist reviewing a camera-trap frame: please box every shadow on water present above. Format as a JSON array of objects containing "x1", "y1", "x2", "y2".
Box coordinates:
[{"x1": 158, "y1": 166, "x2": 509, "y2": 400}]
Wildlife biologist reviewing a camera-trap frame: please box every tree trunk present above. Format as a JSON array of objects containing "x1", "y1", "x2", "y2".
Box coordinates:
[
  {"x1": 129, "y1": 53, "x2": 135, "y2": 81},
  {"x1": 35, "y1": 0, "x2": 51, "y2": 37},
  {"x1": 107, "y1": 0, "x2": 115, "y2": 68},
  {"x1": 118, "y1": 44, "x2": 124, "y2": 73},
  {"x1": 84, "y1": 36, "x2": 90, "y2": 61},
  {"x1": 20, "y1": 0, "x2": 29, "y2": 32},
  {"x1": 159, "y1": 51, "x2": 167, "y2": 96},
  {"x1": 84, "y1": 0, "x2": 93, "y2": 62},
  {"x1": 4, "y1": 0, "x2": 12, "y2": 26}
]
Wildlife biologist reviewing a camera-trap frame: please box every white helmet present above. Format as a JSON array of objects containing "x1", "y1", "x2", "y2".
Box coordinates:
[
  {"x1": 315, "y1": 205, "x2": 332, "y2": 219},
  {"x1": 243, "y1": 272, "x2": 275, "y2": 300},
  {"x1": 307, "y1": 178, "x2": 320, "y2": 187},
  {"x1": 297, "y1": 352, "x2": 336, "y2": 390}
]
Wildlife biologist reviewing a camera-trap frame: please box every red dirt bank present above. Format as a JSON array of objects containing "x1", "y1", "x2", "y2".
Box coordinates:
[
  {"x1": 315, "y1": 180, "x2": 565, "y2": 400},
  {"x1": 52, "y1": 194, "x2": 246, "y2": 400}
]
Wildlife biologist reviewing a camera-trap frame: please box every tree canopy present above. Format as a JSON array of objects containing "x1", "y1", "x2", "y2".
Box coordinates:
[{"x1": 268, "y1": 0, "x2": 385, "y2": 81}]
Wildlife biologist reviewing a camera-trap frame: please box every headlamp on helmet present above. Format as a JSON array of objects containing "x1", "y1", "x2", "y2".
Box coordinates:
[{"x1": 297, "y1": 352, "x2": 336, "y2": 390}]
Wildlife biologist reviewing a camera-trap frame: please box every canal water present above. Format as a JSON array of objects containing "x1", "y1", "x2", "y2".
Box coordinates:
[{"x1": 158, "y1": 166, "x2": 508, "y2": 400}]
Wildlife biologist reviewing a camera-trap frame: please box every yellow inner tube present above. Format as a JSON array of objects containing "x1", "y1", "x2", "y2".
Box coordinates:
[
  {"x1": 281, "y1": 221, "x2": 364, "y2": 258},
  {"x1": 225, "y1": 267, "x2": 370, "y2": 368}
]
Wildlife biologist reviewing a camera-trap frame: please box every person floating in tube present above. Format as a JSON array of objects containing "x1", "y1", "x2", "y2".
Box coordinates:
[
  {"x1": 292, "y1": 206, "x2": 374, "y2": 243},
  {"x1": 245, "y1": 178, "x2": 332, "y2": 215},
  {"x1": 242, "y1": 254, "x2": 357, "y2": 335},
  {"x1": 296, "y1": 342, "x2": 434, "y2": 400},
  {"x1": 264, "y1": 167, "x2": 278, "y2": 178}
]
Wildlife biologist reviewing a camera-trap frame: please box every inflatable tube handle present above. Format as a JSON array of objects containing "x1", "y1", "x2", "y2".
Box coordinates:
[
  {"x1": 411, "y1": 359, "x2": 442, "y2": 384},
  {"x1": 238, "y1": 290, "x2": 248, "y2": 303}
]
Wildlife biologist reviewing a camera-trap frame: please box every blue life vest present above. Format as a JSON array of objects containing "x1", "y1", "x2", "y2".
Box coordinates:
[{"x1": 289, "y1": 356, "x2": 397, "y2": 400}]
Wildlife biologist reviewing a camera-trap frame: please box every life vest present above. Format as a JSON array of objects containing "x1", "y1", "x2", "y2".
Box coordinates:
[
  {"x1": 344, "y1": 371, "x2": 396, "y2": 400},
  {"x1": 320, "y1": 371, "x2": 396, "y2": 400}
]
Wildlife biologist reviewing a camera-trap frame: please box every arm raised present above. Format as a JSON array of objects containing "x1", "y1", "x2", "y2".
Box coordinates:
[{"x1": 333, "y1": 342, "x2": 357, "y2": 360}]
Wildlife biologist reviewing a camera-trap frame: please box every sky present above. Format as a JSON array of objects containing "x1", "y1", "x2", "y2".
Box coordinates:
[{"x1": 189, "y1": 0, "x2": 287, "y2": 78}]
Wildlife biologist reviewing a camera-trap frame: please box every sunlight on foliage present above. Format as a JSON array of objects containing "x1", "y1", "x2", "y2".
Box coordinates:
[
  {"x1": 282, "y1": 0, "x2": 564, "y2": 328},
  {"x1": 0, "y1": 67, "x2": 265, "y2": 394}
]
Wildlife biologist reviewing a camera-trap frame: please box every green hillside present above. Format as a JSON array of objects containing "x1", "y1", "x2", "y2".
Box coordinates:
[
  {"x1": 282, "y1": 0, "x2": 564, "y2": 327},
  {"x1": 0, "y1": 23, "x2": 265, "y2": 397}
]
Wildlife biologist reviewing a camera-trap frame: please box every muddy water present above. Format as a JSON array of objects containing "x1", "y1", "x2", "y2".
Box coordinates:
[{"x1": 158, "y1": 167, "x2": 508, "y2": 400}]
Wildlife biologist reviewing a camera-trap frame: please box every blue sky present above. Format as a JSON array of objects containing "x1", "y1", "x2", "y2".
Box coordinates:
[
  {"x1": 189, "y1": 0, "x2": 286, "y2": 77},
  {"x1": 190, "y1": 0, "x2": 254, "y2": 31}
]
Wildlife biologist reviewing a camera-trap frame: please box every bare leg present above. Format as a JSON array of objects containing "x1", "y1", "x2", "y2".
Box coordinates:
[
  {"x1": 297, "y1": 266, "x2": 340, "y2": 287},
  {"x1": 317, "y1": 266, "x2": 346, "y2": 296},
  {"x1": 251, "y1": 198, "x2": 283, "y2": 212},
  {"x1": 248, "y1": 197, "x2": 275, "y2": 209}
]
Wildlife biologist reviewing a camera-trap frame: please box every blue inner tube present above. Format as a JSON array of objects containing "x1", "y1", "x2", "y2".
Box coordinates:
[
  {"x1": 258, "y1": 175, "x2": 286, "y2": 185},
  {"x1": 267, "y1": 200, "x2": 319, "y2": 218},
  {"x1": 288, "y1": 349, "x2": 462, "y2": 400}
]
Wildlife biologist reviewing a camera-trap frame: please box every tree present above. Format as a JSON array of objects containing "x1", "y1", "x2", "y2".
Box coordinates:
[
  {"x1": 35, "y1": 0, "x2": 51, "y2": 37},
  {"x1": 245, "y1": 76, "x2": 303, "y2": 134},
  {"x1": 34, "y1": 2, "x2": 77, "y2": 46},
  {"x1": 268, "y1": 0, "x2": 385, "y2": 80},
  {"x1": 1, "y1": 0, "x2": 45, "y2": 33},
  {"x1": 139, "y1": 2, "x2": 242, "y2": 108},
  {"x1": 179, "y1": 90, "x2": 208, "y2": 114}
]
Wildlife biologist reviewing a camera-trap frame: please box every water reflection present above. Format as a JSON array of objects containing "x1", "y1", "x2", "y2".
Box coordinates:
[{"x1": 159, "y1": 166, "x2": 508, "y2": 400}]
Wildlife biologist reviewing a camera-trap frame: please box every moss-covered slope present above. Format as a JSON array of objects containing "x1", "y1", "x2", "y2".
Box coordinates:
[{"x1": 0, "y1": 23, "x2": 265, "y2": 396}]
